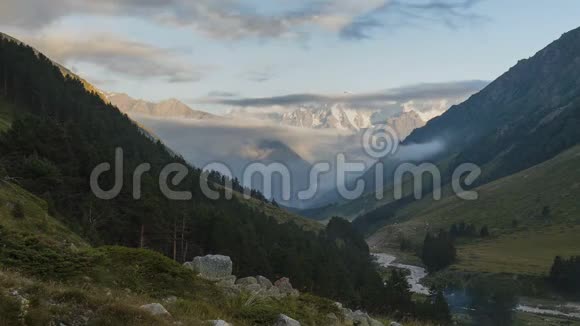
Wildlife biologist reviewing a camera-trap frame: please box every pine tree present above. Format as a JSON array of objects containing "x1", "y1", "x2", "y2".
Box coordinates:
[
  {"x1": 421, "y1": 230, "x2": 456, "y2": 272},
  {"x1": 431, "y1": 290, "x2": 452, "y2": 323},
  {"x1": 385, "y1": 269, "x2": 413, "y2": 312},
  {"x1": 542, "y1": 205, "x2": 551, "y2": 219},
  {"x1": 480, "y1": 226, "x2": 490, "y2": 237},
  {"x1": 449, "y1": 224, "x2": 459, "y2": 238}
]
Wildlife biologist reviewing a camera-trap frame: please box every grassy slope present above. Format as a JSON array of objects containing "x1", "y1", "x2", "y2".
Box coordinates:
[
  {"x1": 455, "y1": 225, "x2": 579, "y2": 275},
  {"x1": 0, "y1": 182, "x2": 87, "y2": 248},
  {"x1": 0, "y1": 100, "x2": 85, "y2": 247},
  {"x1": 368, "y1": 145, "x2": 580, "y2": 275},
  {"x1": 0, "y1": 178, "x2": 411, "y2": 325},
  {"x1": 0, "y1": 181, "x2": 346, "y2": 325}
]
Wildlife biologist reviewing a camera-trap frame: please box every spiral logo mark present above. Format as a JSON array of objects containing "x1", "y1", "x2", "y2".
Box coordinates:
[{"x1": 362, "y1": 124, "x2": 400, "y2": 159}]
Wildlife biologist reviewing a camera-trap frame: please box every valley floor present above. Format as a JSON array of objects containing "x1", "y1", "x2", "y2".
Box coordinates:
[
  {"x1": 455, "y1": 225, "x2": 580, "y2": 275},
  {"x1": 373, "y1": 250, "x2": 580, "y2": 325}
]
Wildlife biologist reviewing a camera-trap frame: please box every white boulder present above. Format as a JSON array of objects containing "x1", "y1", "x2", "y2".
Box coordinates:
[
  {"x1": 185, "y1": 255, "x2": 233, "y2": 281},
  {"x1": 140, "y1": 303, "x2": 171, "y2": 317},
  {"x1": 274, "y1": 314, "x2": 300, "y2": 326}
]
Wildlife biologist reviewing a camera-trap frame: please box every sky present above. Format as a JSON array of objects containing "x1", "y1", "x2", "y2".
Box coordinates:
[{"x1": 2, "y1": 1, "x2": 580, "y2": 113}]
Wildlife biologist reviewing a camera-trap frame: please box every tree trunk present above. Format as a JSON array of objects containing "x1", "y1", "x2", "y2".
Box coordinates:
[
  {"x1": 140, "y1": 224, "x2": 145, "y2": 248},
  {"x1": 180, "y1": 216, "x2": 186, "y2": 262},
  {"x1": 173, "y1": 219, "x2": 177, "y2": 261},
  {"x1": 183, "y1": 241, "x2": 188, "y2": 263}
]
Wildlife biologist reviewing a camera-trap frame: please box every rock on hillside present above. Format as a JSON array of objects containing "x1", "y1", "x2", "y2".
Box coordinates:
[
  {"x1": 140, "y1": 303, "x2": 171, "y2": 317},
  {"x1": 335, "y1": 302, "x2": 384, "y2": 326},
  {"x1": 274, "y1": 314, "x2": 301, "y2": 326},
  {"x1": 184, "y1": 255, "x2": 300, "y2": 299},
  {"x1": 184, "y1": 254, "x2": 233, "y2": 281}
]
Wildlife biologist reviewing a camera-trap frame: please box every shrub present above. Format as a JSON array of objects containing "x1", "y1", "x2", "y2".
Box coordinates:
[
  {"x1": 0, "y1": 230, "x2": 93, "y2": 279},
  {"x1": 0, "y1": 293, "x2": 21, "y2": 325},
  {"x1": 89, "y1": 246, "x2": 219, "y2": 299}
]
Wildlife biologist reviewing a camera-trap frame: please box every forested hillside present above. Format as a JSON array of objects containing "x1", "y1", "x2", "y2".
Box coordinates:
[{"x1": 0, "y1": 35, "x2": 412, "y2": 314}]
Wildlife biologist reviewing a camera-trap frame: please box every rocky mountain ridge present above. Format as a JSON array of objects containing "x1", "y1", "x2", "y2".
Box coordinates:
[{"x1": 106, "y1": 92, "x2": 216, "y2": 120}]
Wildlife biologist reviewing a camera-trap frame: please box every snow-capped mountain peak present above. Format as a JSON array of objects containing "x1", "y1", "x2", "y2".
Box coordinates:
[{"x1": 280, "y1": 104, "x2": 372, "y2": 131}]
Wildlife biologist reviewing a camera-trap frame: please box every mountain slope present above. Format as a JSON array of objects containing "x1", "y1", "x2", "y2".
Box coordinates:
[
  {"x1": 402, "y1": 26, "x2": 580, "y2": 183},
  {"x1": 367, "y1": 145, "x2": 580, "y2": 275},
  {"x1": 314, "y1": 26, "x2": 580, "y2": 223},
  {"x1": 384, "y1": 110, "x2": 426, "y2": 140}
]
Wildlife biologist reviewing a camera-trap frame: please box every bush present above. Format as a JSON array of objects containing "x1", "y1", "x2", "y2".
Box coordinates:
[
  {"x1": 0, "y1": 229, "x2": 93, "y2": 279},
  {"x1": 0, "y1": 293, "x2": 21, "y2": 325},
  {"x1": 89, "y1": 246, "x2": 219, "y2": 299}
]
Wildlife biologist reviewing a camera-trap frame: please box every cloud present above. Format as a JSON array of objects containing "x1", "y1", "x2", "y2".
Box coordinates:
[
  {"x1": 241, "y1": 66, "x2": 277, "y2": 83},
  {"x1": 21, "y1": 32, "x2": 209, "y2": 83},
  {"x1": 0, "y1": 0, "x2": 485, "y2": 41},
  {"x1": 340, "y1": 18, "x2": 384, "y2": 40},
  {"x1": 207, "y1": 91, "x2": 239, "y2": 98},
  {"x1": 341, "y1": 0, "x2": 486, "y2": 40},
  {"x1": 203, "y1": 80, "x2": 488, "y2": 107}
]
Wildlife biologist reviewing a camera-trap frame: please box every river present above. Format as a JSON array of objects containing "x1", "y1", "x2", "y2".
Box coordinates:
[
  {"x1": 372, "y1": 253, "x2": 430, "y2": 295},
  {"x1": 372, "y1": 253, "x2": 580, "y2": 320}
]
